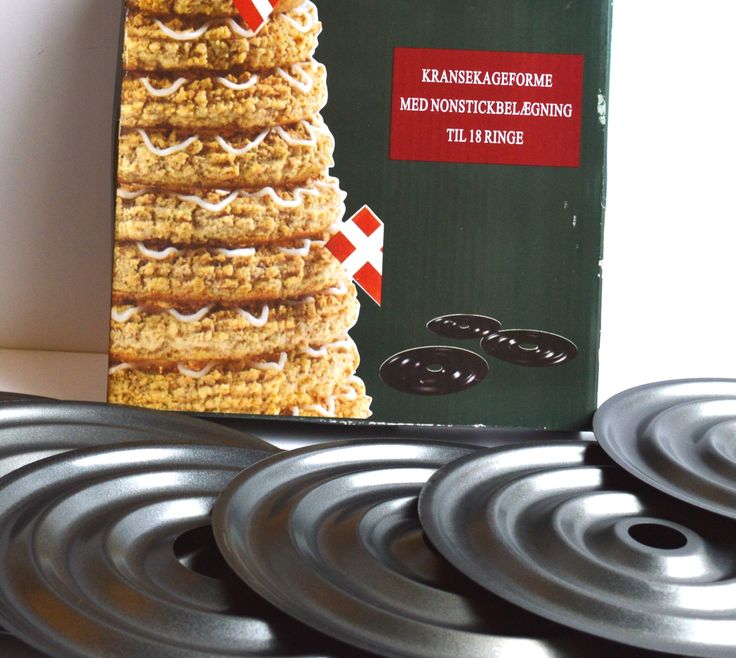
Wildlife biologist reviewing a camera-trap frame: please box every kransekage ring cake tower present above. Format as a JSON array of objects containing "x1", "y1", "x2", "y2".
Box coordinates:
[{"x1": 109, "y1": 0, "x2": 371, "y2": 418}]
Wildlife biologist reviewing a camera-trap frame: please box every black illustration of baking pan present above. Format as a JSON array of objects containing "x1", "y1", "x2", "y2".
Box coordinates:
[
  {"x1": 379, "y1": 346, "x2": 489, "y2": 395},
  {"x1": 480, "y1": 329, "x2": 578, "y2": 367},
  {"x1": 419, "y1": 441, "x2": 736, "y2": 657},
  {"x1": 213, "y1": 440, "x2": 642, "y2": 658},
  {"x1": 0, "y1": 441, "x2": 369, "y2": 658},
  {"x1": 0, "y1": 400, "x2": 278, "y2": 481},
  {"x1": 426, "y1": 313, "x2": 502, "y2": 340},
  {"x1": 594, "y1": 379, "x2": 736, "y2": 520}
]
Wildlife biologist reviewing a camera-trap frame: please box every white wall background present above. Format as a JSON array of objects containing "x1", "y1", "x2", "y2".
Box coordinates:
[
  {"x1": 0, "y1": 0, "x2": 734, "y2": 404},
  {"x1": 0, "y1": 0, "x2": 121, "y2": 353},
  {"x1": 600, "y1": 0, "x2": 736, "y2": 401}
]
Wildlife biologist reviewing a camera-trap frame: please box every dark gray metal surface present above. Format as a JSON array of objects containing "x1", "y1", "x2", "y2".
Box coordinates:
[
  {"x1": 0, "y1": 392, "x2": 52, "y2": 404},
  {"x1": 0, "y1": 442, "x2": 354, "y2": 658},
  {"x1": 594, "y1": 379, "x2": 736, "y2": 519},
  {"x1": 204, "y1": 412, "x2": 592, "y2": 451},
  {"x1": 213, "y1": 440, "x2": 616, "y2": 658},
  {"x1": 0, "y1": 400, "x2": 277, "y2": 481},
  {"x1": 0, "y1": 632, "x2": 48, "y2": 658},
  {"x1": 0, "y1": 401, "x2": 277, "y2": 655},
  {"x1": 419, "y1": 442, "x2": 736, "y2": 658}
]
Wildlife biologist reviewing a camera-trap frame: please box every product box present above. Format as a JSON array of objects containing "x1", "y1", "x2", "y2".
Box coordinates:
[{"x1": 109, "y1": 0, "x2": 611, "y2": 430}]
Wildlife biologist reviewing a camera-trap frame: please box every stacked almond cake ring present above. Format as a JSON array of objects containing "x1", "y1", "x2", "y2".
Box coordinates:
[{"x1": 109, "y1": 0, "x2": 372, "y2": 418}]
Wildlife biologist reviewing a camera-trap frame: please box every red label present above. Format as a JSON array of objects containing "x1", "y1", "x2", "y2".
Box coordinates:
[{"x1": 390, "y1": 48, "x2": 584, "y2": 168}]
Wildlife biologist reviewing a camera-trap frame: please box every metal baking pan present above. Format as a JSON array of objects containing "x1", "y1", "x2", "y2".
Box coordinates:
[
  {"x1": 0, "y1": 442, "x2": 357, "y2": 657},
  {"x1": 0, "y1": 392, "x2": 52, "y2": 404},
  {"x1": 419, "y1": 441, "x2": 736, "y2": 657},
  {"x1": 594, "y1": 379, "x2": 736, "y2": 519},
  {"x1": 0, "y1": 400, "x2": 277, "y2": 481},
  {"x1": 213, "y1": 440, "x2": 628, "y2": 658}
]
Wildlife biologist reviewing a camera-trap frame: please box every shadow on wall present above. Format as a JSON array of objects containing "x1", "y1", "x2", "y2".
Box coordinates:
[{"x1": 0, "y1": 0, "x2": 123, "y2": 353}]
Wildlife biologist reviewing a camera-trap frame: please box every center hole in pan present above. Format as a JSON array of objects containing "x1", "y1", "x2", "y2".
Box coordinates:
[
  {"x1": 628, "y1": 523, "x2": 688, "y2": 550},
  {"x1": 173, "y1": 526, "x2": 234, "y2": 579},
  {"x1": 519, "y1": 342, "x2": 539, "y2": 351},
  {"x1": 426, "y1": 363, "x2": 444, "y2": 373},
  {"x1": 458, "y1": 323, "x2": 470, "y2": 330}
]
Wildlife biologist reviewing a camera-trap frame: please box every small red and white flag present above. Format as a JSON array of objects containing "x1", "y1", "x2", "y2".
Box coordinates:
[
  {"x1": 325, "y1": 205, "x2": 384, "y2": 306},
  {"x1": 234, "y1": 0, "x2": 279, "y2": 34}
]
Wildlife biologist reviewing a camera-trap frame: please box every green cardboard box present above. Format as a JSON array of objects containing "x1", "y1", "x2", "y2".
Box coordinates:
[{"x1": 109, "y1": 0, "x2": 611, "y2": 430}]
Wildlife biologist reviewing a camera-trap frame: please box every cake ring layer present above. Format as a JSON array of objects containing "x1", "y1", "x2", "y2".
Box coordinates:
[
  {"x1": 126, "y1": 0, "x2": 305, "y2": 18},
  {"x1": 288, "y1": 376, "x2": 372, "y2": 419},
  {"x1": 115, "y1": 175, "x2": 344, "y2": 246},
  {"x1": 112, "y1": 240, "x2": 347, "y2": 306},
  {"x1": 123, "y1": 3, "x2": 321, "y2": 72},
  {"x1": 117, "y1": 119, "x2": 334, "y2": 190},
  {"x1": 121, "y1": 61, "x2": 327, "y2": 132},
  {"x1": 108, "y1": 341, "x2": 363, "y2": 416},
  {"x1": 109, "y1": 284, "x2": 359, "y2": 363}
]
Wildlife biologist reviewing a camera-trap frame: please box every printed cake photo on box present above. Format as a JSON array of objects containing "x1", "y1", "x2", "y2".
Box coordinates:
[
  {"x1": 108, "y1": 0, "x2": 611, "y2": 430},
  {"x1": 109, "y1": 0, "x2": 371, "y2": 418}
]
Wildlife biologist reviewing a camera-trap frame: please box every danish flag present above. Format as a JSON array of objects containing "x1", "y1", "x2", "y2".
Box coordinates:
[
  {"x1": 234, "y1": 0, "x2": 279, "y2": 33},
  {"x1": 325, "y1": 205, "x2": 384, "y2": 306}
]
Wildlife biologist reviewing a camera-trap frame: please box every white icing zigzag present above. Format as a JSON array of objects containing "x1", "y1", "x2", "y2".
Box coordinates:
[
  {"x1": 302, "y1": 338, "x2": 356, "y2": 358},
  {"x1": 108, "y1": 363, "x2": 133, "y2": 375},
  {"x1": 172, "y1": 186, "x2": 319, "y2": 211},
  {"x1": 302, "y1": 398, "x2": 336, "y2": 417},
  {"x1": 135, "y1": 117, "x2": 329, "y2": 158},
  {"x1": 168, "y1": 306, "x2": 212, "y2": 322},
  {"x1": 325, "y1": 281, "x2": 349, "y2": 296},
  {"x1": 242, "y1": 185, "x2": 320, "y2": 209},
  {"x1": 276, "y1": 63, "x2": 314, "y2": 93},
  {"x1": 253, "y1": 352, "x2": 288, "y2": 372},
  {"x1": 136, "y1": 242, "x2": 179, "y2": 260},
  {"x1": 225, "y1": 17, "x2": 255, "y2": 38},
  {"x1": 152, "y1": 18, "x2": 254, "y2": 41},
  {"x1": 237, "y1": 305, "x2": 270, "y2": 327},
  {"x1": 140, "y1": 61, "x2": 319, "y2": 97},
  {"x1": 111, "y1": 303, "x2": 270, "y2": 327},
  {"x1": 118, "y1": 183, "x2": 336, "y2": 210},
  {"x1": 177, "y1": 191, "x2": 240, "y2": 212},
  {"x1": 217, "y1": 74, "x2": 259, "y2": 91},
  {"x1": 215, "y1": 247, "x2": 256, "y2": 257},
  {"x1": 137, "y1": 129, "x2": 198, "y2": 156},
  {"x1": 291, "y1": 377, "x2": 365, "y2": 416},
  {"x1": 274, "y1": 125, "x2": 316, "y2": 148},
  {"x1": 109, "y1": 337, "x2": 353, "y2": 379},
  {"x1": 277, "y1": 239, "x2": 313, "y2": 257},
  {"x1": 314, "y1": 173, "x2": 342, "y2": 188},
  {"x1": 339, "y1": 385, "x2": 359, "y2": 402},
  {"x1": 152, "y1": 2, "x2": 317, "y2": 41},
  {"x1": 134, "y1": 241, "x2": 327, "y2": 261},
  {"x1": 282, "y1": 1, "x2": 319, "y2": 33},
  {"x1": 284, "y1": 296, "x2": 315, "y2": 307},
  {"x1": 275, "y1": 118, "x2": 330, "y2": 148},
  {"x1": 141, "y1": 77, "x2": 187, "y2": 97},
  {"x1": 177, "y1": 363, "x2": 215, "y2": 379},
  {"x1": 154, "y1": 19, "x2": 211, "y2": 41},
  {"x1": 216, "y1": 130, "x2": 270, "y2": 156},
  {"x1": 117, "y1": 188, "x2": 146, "y2": 200},
  {"x1": 111, "y1": 307, "x2": 140, "y2": 322}
]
